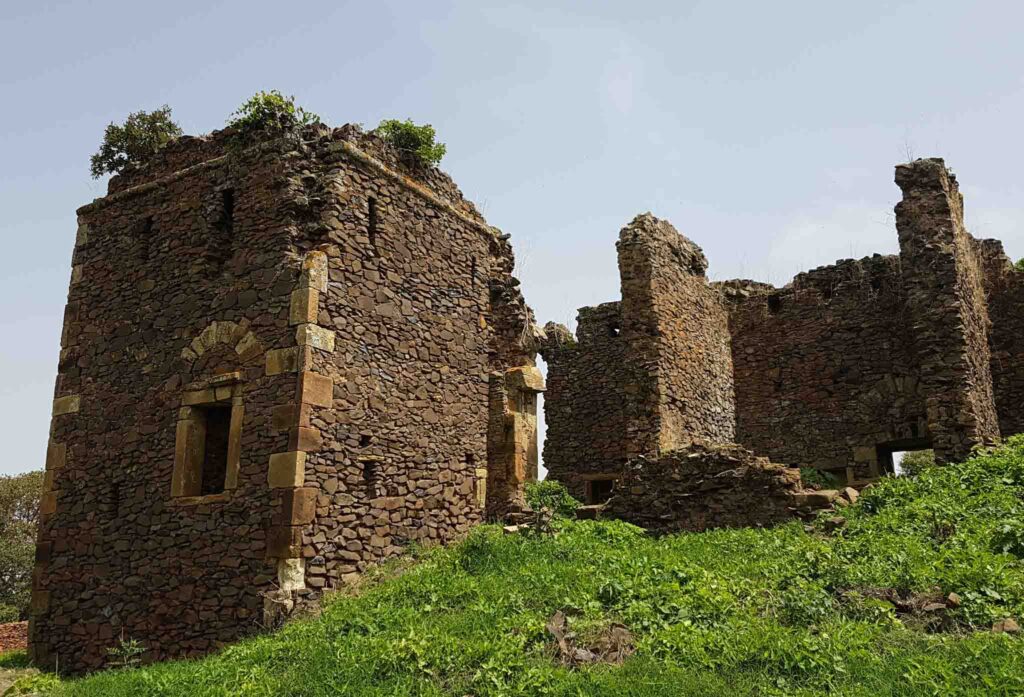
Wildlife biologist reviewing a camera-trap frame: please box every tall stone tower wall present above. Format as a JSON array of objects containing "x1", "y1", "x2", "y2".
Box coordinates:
[{"x1": 32, "y1": 125, "x2": 541, "y2": 673}]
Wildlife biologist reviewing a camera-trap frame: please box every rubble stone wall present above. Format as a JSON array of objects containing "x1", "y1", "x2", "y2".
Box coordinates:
[
  {"x1": 32, "y1": 124, "x2": 539, "y2": 673},
  {"x1": 539, "y1": 304, "x2": 629, "y2": 500},
  {"x1": 895, "y1": 159, "x2": 1000, "y2": 462},
  {"x1": 724, "y1": 256, "x2": 928, "y2": 477},
  {"x1": 603, "y1": 443, "x2": 807, "y2": 533},
  {"x1": 617, "y1": 214, "x2": 735, "y2": 457}
]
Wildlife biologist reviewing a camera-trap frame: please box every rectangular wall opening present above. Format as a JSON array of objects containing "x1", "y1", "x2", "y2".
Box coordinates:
[
  {"x1": 200, "y1": 404, "x2": 232, "y2": 495},
  {"x1": 876, "y1": 438, "x2": 932, "y2": 476},
  {"x1": 586, "y1": 478, "x2": 617, "y2": 505},
  {"x1": 892, "y1": 448, "x2": 935, "y2": 476}
]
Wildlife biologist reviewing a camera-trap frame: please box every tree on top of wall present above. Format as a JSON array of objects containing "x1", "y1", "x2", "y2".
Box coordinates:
[
  {"x1": 375, "y1": 119, "x2": 447, "y2": 167},
  {"x1": 90, "y1": 106, "x2": 183, "y2": 178}
]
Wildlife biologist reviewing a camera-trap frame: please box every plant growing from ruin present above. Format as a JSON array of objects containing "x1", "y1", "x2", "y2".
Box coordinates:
[
  {"x1": 227, "y1": 91, "x2": 319, "y2": 141},
  {"x1": 375, "y1": 119, "x2": 447, "y2": 166},
  {"x1": 89, "y1": 106, "x2": 183, "y2": 178},
  {"x1": 525, "y1": 480, "x2": 581, "y2": 518}
]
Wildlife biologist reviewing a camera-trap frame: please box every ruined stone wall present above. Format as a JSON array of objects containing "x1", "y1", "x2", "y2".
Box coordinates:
[
  {"x1": 618, "y1": 214, "x2": 735, "y2": 456},
  {"x1": 725, "y1": 256, "x2": 929, "y2": 477},
  {"x1": 32, "y1": 125, "x2": 539, "y2": 673},
  {"x1": 32, "y1": 131, "x2": 304, "y2": 672},
  {"x1": 895, "y1": 159, "x2": 1000, "y2": 462},
  {"x1": 603, "y1": 443, "x2": 808, "y2": 534},
  {"x1": 539, "y1": 304, "x2": 629, "y2": 500}
]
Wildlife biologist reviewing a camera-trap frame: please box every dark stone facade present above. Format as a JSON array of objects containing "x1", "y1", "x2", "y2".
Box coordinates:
[
  {"x1": 543, "y1": 158, "x2": 1024, "y2": 501},
  {"x1": 32, "y1": 124, "x2": 542, "y2": 673}
]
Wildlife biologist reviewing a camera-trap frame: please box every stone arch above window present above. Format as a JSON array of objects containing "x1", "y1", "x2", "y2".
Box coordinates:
[{"x1": 180, "y1": 320, "x2": 264, "y2": 370}]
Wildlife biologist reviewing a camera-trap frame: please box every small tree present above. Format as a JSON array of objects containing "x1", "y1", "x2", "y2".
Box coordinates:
[
  {"x1": 0, "y1": 471, "x2": 43, "y2": 620},
  {"x1": 1014, "y1": 258, "x2": 1024, "y2": 273},
  {"x1": 375, "y1": 119, "x2": 446, "y2": 166},
  {"x1": 90, "y1": 106, "x2": 182, "y2": 178},
  {"x1": 227, "y1": 91, "x2": 319, "y2": 140},
  {"x1": 899, "y1": 449, "x2": 936, "y2": 477}
]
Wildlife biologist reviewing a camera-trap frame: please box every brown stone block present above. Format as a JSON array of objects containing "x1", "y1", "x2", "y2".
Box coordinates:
[
  {"x1": 290, "y1": 426, "x2": 323, "y2": 452},
  {"x1": 35, "y1": 541, "x2": 52, "y2": 563},
  {"x1": 266, "y1": 347, "x2": 300, "y2": 376},
  {"x1": 45, "y1": 442, "x2": 66, "y2": 470},
  {"x1": 275, "y1": 487, "x2": 317, "y2": 526},
  {"x1": 42, "y1": 471, "x2": 55, "y2": 492},
  {"x1": 52, "y1": 395, "x2": 80, "y2": 416},
  {"x1": 300, "y1": 251, "x2": 329, "y2": 292},
  {"x1": 268, "y1": 451, "x2": 306, "y2": 488},
  {"x1": 39, "y1": 492, "x2": 57, "y2": 515},
  {"x1": 298, "y1": 372, "x2": 333, "y2": 408},
  {"x1": 31, "y1": 589, "x2": 50, "y2": 614},
  {"x1": 266, "y1": 525, "x2": 303, "y2": 559},
  {"x1": 295, "y1": 324, "x2": 335, "y2": 352}
]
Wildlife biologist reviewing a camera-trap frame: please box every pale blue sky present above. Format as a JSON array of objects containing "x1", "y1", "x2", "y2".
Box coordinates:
[{"x1": 2, "y1": 1, "x2": 1024, "y2": 475}]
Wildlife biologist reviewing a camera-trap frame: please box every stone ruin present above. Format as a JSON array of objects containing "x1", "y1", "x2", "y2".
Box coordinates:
[
  {"x1": 31, "y1": 123, "x2": 544, "y2": 672},
  {"x1": 541, "y1": 158, "x2": 1023, "y2": 516},
  {"x1": 31, "y1": 140, "x2": 1024, "y2": 673}
]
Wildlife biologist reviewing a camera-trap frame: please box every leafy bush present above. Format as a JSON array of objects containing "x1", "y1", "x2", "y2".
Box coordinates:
[
  {"x1": 898, "y1": 449, "x2": 936, "y2": 476},
  {"x1": 0, "y1": 471, "x2": 42, "y2": 620},
  {"x1": 525, "y1": 479, "x2": 581, "y2": 517},
  {"x1": 1014, "y1": 258, "x2": 1024, "y2": 273},
  {"x1": 375, "y1": 119, "x2": 447, "y2": 166},
  {"x1": 798, "y1": 467, "x2": 840, "y2": 489},
  {"x1": 226, "y1": 91, "x2": 319, "y2": 141},
  {"x1": 90, "y1": 106, "x2": 182, "y2": 178}
]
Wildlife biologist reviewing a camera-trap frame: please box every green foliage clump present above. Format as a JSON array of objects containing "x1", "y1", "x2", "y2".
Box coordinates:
[
  {"x1": 0, "y1": 471, "x2": 42, "y2": 621},
  {"x1": 525, "y1": 479, "x2": 581, "y2": 518},
  {"x1": 6, "y1": 672, "x2": 61, "y2": 695},
  {"x1": 376, "y1": 118, "x2": 447, "y2": 166},
  {"x1": 90, "y1": 106, "x2": 182, "y2": 178},
  {"x1": 226, "y1": 91, "x2": 319, "y2": 141},
  {"x1": 898, "y1": 449, "x2": 937, "y2": 476},
  {"x1": 46, "y1": 439, "x2": 1024, "y2": 696},
  {"x1": 1014, "y1": 258, "x2": 1024, "y2": 273},
  {"x1": 798, "y1": 467, "x2": 840, "y2": 489}
]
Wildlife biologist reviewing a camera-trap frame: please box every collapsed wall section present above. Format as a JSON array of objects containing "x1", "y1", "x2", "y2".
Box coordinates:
[
  {"x1": 895, "y1": 158, "x2": 1000, "y2": 462},
  {"x1": 602, "y1": 443, "x2": 822, "y2": 533}
]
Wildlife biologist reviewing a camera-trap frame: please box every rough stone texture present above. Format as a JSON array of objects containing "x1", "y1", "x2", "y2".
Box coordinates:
[
  {"x1": 544, "y1": 159, "x2": 1023, "y2": 495},
  {"x1": 32, "y1": 123, "x2": 540, "y2": 673},
  {"x1": 602, "y1": 443, "x2": 813, "y2": 534}
]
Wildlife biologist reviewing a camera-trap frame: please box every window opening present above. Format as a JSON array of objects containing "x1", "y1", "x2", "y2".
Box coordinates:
[
  {"x1": 200, "y1": 404, "x2": 232, "y2": 495},
  {"x1": 368, "y1": 197, "x2": 378, "y2": 250},
  {"x1": 587, "y1": 478, "x2": 616, "y2": 505}
]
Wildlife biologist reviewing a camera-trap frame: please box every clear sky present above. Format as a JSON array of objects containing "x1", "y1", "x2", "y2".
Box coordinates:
[{"x1": 2, "y1": 0, "x2": 1024, "y2": 476}]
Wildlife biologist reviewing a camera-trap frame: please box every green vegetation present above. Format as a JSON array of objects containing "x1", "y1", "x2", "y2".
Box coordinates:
[
  {"x1": 375, "y1": 119, "x2": 446, "y2": 166},
  {"x1": 30, "y1": 439, "x2": 1024, "y2": 696},
  {"x1": 525, "y1": 480, "x2": 580, "y2": 518},
  {"x1": 226, "y1": 91, "x2": 319, "y2": 142},
  {"x1": 898, "y1": 449, "x2": 936, "y2": 477},
  {"x1": 0, "y1": 471, "x2": 42, "y2": 622},
  {"x1": 89, "y1": 106, "x2": 182, "y2": 178},
  {"x1": 798, "y1": 467, "x2": 841, "y2": 490},
  {"x1": 1014, "y1": 258, "x2": 1024, "y2": 273}
]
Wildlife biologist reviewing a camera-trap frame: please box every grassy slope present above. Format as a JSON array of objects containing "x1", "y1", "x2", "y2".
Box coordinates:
[{"x1": 35, "y1": 438, "x2": 1024, "y2": 697}]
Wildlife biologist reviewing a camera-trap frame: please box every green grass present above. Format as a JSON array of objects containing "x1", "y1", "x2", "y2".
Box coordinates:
[{"x1": 37, "y1": 438, "x2": 1024, "y2": 696}]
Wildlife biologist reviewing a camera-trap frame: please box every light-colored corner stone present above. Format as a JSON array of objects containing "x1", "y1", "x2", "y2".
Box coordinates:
[
  {"x1": 45, "y1": 442, "x2": 66, "y2": 471},
  {"x1": 69, "y1": 265, "x2": 83, "y2": 286},
  {"x1": 277, "y1": 557, "x2": 306, "y2": 591},
  {"x1": 268, "y1": 451, "x2": 307, "y2": 488},
  {"x1": 266, "y1": 347, "x2": 301, "y2": 376},
  {"x1": 295, "y1": 324, "x2": 335, "y2": 352},
  {"x1": 506, "y1": 365, "x2": 545, "y2": 393},
  {"x1": 234, "y1": 332, "x2": 264, "y2": 362},
  {"x1": 52, "y1": 395, "x2": 80, "y2": 416},
  {"x1": 300, "y1": 251, "x2": 329, "y2": 292},
  {"x1": 75, "y1": 222, "x2": 90, "y2": 247},
  {"x1": 289, "y1": 287, "x2": 319, "y2": 325},
  {"x1": 298, "y1": 372, "x2": 333, "y2": 408}
]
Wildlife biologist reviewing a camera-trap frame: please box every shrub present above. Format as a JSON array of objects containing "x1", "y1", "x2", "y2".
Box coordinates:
[
  {"x1": 227, "y1": 91, "x2": 319, "y2": 141},
  {"x1": 0, "y1": 471, "x2": 42, "y2": 620},
  {"x1": 90, "y1": 106, "x2": 182, "y2": 178},
  {"x1": 899, "y1": 449, "x2": 936, "y2": 476},
  {"x1": 375, "y1": 119, "x2": 446, "y2": 166},
  {"x1": 525, "y1": 479, "x2": 580, "y2": 518},
  {"x1": 1014, "y1": 258, "x2": 1024, "y2": 273}
]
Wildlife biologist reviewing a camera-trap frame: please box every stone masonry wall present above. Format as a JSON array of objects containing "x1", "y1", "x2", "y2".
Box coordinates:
[
  {"x1": 984, "y1": 248, "x2": 1024, "y2": 439},
  {"x1": 895, "y1": 158, "x2": 1000, "y2": 462},
  {"x1": 32, "y1": 124, "x2": 539, "y2": 673},
  {"x1": 603, "y1": 443, "x2": 810, "y2": 534},
  {"x1": 724, "y1": 255, "x2": 929, "y2": 478},
  {"x1": 539, "y1": 304, "x2": 629, "y2": 501},
  {"x1": 617, "y1": 214, "x2": 735, "y2": 457}
]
